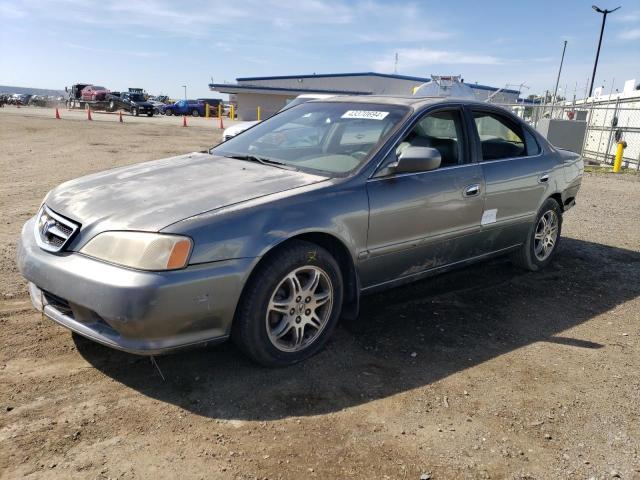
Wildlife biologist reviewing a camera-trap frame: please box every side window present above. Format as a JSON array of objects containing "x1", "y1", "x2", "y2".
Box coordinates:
[
  {"x1": 396, "y1": 109, "x2": 464, "y2": 167},
  {"x1": 472, "y1": 111, "x2": 526, "y2": 161},
  {"x1": 524, "y1": 129, "x2": 541, "y2": 155}
]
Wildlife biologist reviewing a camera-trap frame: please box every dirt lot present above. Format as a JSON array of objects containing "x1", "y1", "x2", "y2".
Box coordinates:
[{"x1": 1, "y1": 111, "x2": 639, "y2": 480}]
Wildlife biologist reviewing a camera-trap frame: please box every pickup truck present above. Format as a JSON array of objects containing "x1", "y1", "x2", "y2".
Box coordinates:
[
  {"x1": 162, "y1": 100, "x2": 206, "y2": 117},
  {"x1": 106, "y1": 92, "x2": 155, "y2": 116}
]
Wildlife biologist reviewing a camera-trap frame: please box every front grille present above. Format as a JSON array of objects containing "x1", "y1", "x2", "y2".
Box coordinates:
[{"x1": 34, "y1": 205, "x2": 80, "y2": 253}]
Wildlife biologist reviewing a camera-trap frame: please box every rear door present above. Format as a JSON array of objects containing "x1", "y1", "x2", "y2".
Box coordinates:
[
  {"x1": 469, "y1": 107, "x2": 557, "y2": 251},
  {"x1": 361, "y1": 106, "x2": 485, "y2": 289}
]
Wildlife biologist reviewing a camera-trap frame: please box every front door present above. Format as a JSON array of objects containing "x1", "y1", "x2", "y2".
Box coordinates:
[{"x1": 360, "y1": 107, "x2": 485, "y2": 289}]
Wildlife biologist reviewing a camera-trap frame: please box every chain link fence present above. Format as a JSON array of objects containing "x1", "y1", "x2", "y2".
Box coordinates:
[{"x1": 491, "y1": 97, "x2": 640, "y2": 170}]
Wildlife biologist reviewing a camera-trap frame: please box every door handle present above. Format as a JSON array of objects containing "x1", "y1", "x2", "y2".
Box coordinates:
[
  {"x1": 463, "y1": 184, "x2": 481, "y2": 197},
  {"x1": 538, "y1": 173, "x2": 549, "y2": 183}
]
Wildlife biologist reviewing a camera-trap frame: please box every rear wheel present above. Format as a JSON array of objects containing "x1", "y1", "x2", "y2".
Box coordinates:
[
  {"x1": 108, "y1": 100, "x2": 115, "y2": 112},
  {"x1": 191, "y1": 109, "x2": 199, "y2": 117},
  {"x1": 510, "y1": 198, "x2": 562, "y2": 271},
  {"x1": 164, "y1": 109, "x2": 172, "y2": 116},
  {"x1": 232, "y1": 240, "x2": 343, "y2": 367}
]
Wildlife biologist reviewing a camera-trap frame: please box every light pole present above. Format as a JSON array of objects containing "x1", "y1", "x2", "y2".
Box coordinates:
[
  {"x1": 588, "y1": 5, "x2": 620, "y2": 98},
  {"x1": 553, "y1": 40, "x2": 568, "y2": 104},
  {"x1": 182, "y1": 85, "x2": 187, "y2": 100}
]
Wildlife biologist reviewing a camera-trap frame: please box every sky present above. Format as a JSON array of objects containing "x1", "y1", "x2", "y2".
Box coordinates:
[{"x1": 1, "y1": 0, "x2": 639, "y2": 99}]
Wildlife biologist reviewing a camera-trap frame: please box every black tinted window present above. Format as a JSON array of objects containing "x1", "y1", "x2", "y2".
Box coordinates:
[{"x1": 473, "y1": 111, "x2": 526, "y2": 161}]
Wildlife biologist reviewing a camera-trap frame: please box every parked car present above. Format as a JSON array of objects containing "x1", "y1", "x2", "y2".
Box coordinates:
[
  {"x1": 162, "y1": 99, "x2": 205, "y2": 117},
  {"x1": 106, "y1": 91, "x2": 155, "y2": 116},
  {"x1": 147, "y1": 99, "x2": 166, "y2": 115},
  {"x1": 197, "y1": 98, "x2": 223, "y2": 111},
  {"x1": 10, "y1": 93, "x2": 31, "y2": 105},
  {"x1": 222, "y1": 94, "x2": 334, "y2": 141},
  {"x1": 81, "y1": 85, "x2": 109, "y2": 101},
  {"x1": 17, "y1": 96, "x2": 583, "y2": 367}
]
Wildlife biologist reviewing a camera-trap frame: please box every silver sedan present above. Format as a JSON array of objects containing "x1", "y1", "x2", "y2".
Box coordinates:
[{"x1": 17, "y1": 96, "x2": 583, "y2": 366}]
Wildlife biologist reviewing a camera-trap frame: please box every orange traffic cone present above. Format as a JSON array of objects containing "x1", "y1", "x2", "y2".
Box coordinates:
[
  {"x1": 182, "y1": 115, "x2": 187, "y2": 127},
  {"x1": 55, "y1": 108, "x2": 61, "y2": 119},
  {"x1": 87, "y1": 107, "x2": 93, "y2": 121},
  {"x1": 119, "y1": 111, "x2": 123, "y2": 123},
  {"x1": 218, "y1": 115, "x2": 224, "y2": 129}
]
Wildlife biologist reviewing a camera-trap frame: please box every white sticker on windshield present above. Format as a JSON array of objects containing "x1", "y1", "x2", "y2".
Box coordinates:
[{"x1": 341, "y1": 110, "x2": 389, "y2": 120}]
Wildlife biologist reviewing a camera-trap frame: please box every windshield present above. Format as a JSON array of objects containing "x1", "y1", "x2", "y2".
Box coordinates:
[
  {"x1": 279, "y1": 96, "x2": 317, "y2": 112},
  {"x1": 212, "y1": 102, "x2": 409, "y2": 175},
  {"x1": 129, "y1": 94, "x2": 145, "y2": 101}
]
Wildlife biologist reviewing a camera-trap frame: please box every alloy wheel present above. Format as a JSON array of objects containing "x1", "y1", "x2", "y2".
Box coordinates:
[
  {"x1": 266, "y1": 266, "x2": 333, "y2": 352},
  {"x1": 534, "y1": 210, "x2": 559, "y2": 261}
]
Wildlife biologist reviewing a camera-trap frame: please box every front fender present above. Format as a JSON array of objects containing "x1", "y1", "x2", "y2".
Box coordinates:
[{"x1": 161, "y1": 179, "x2": 369, "y2": 266}]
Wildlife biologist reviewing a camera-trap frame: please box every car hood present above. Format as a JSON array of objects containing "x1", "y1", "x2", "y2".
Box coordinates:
[
  {"x1": 45, "y1": 153, "x2": 327, "y2": 235},
  {"x1": 224, "y1": 121, "x2": 260, "y2": 137}
]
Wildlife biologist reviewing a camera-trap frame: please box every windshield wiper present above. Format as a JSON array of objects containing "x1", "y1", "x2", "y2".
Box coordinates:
[{"x1": 224, "y1": 154, "x2": 298, "y2": 171}]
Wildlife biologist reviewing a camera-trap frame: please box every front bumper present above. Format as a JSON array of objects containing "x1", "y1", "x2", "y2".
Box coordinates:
[{"x1": 17, "y1": 217, "x2": 254, "y2": 355}]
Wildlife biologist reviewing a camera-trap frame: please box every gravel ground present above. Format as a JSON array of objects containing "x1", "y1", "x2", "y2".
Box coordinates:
[{"x1": 1, "y1": 111, "x2": 639, "y2": 480}]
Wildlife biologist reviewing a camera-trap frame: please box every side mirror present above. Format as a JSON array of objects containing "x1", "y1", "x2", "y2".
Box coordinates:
[{"x1": 395, "y1": 146, "x2": 441, "y2": 173}]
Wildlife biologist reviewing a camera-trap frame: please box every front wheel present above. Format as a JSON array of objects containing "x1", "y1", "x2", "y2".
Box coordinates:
[
  {"x1": 164, "y1": 109, "x2": 172, "y2": 116},
  {"x1": 191, "y1": 109, "x2": 200, "y2": 117},
  {"x1": 232, "y1": 240, "x2": 343, "y2": 367},
  {"x1": 510, "y1": 198, "x2": 563, "y2": 271}
]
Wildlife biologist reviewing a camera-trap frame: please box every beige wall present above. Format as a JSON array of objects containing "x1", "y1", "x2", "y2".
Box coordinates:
[{"x1": 236, "y1": 93, "x2": 293, "y2": 120}]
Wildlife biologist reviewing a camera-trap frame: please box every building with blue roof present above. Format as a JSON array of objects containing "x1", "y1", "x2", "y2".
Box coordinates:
[{"x1": 210, "y1": 72, "x2": 521, "y2": 120}]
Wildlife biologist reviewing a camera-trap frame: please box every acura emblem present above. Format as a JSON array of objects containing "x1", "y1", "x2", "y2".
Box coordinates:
[{"x1": 41, "y1": 218, "x2": 56, "y2": 236}]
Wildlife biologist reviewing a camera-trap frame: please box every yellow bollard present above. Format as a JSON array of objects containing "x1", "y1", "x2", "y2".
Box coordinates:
[
  {"x1": 230, "y1": 104, "x2": 235, "y2": 120},
  {"x1": 257, "y1": 106, "x2": 261, "y2": 121},
  {"x1": 217, "y1": 103, "x2": 222, "y2": 119},
  {"x1": 612, "y1": 141, "x2": 627, "y2": 173},
  {"x1": 205, "y1": 103, "x2": 210, "y2": 118}
]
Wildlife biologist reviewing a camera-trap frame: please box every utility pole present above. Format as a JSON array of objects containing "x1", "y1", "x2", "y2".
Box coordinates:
[
  {"x1": 182, "y1": 85, "x2": 187, "y2": 100},
  {"x1": 394, "y1": 52, "x2": 398, "y2": 74},
  {"x1": 589, "y1": 5, "x2": 620, "y2": 97},
  {"x1": 553, "y1": 40, "x2": 568, "y2": 103}
]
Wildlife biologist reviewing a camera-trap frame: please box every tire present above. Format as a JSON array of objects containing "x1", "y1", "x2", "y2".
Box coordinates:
[
  {"x1": 132, "y1": 108, "x2": 139, "y2": 117},
  {"x1": 108, "y1": 100, "x2": 115, "y2": 112},
  {"x1": 191, "y1": 109, "x2": 199, "y2": 117},
  {"x1": 510, "y1": 198, "x2": 563, "y2": 271},
  {"x1": 164, "y1": 109, "x2": 172, "y2": 116},
  {"x1": 147, "y1": 112, "x2": 153, "y2": 117},
  {"x1": 232, "y1": 240, "x2": 343, "y2": 367}
]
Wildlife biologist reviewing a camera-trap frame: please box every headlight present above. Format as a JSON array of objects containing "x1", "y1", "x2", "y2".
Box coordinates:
[{"x1": 80, "y1": 231, "x2": 192, "y2": 271}]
